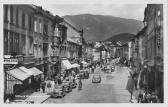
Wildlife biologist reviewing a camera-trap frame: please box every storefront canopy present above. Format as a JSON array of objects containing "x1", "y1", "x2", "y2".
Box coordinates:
[
  {"x1": 62, "y1": 59, "x2": 73, "y2": 69},
  {"x1": 6, "y1": 68, "x2": 30, "y2": 81},
  {"x1": 18, "y1": 66, "x2": 34, "y2": 76},
  {"x1": 29, "y1": 67, "x2": 43, "y2": 76},
  {"x1": 71, "y1": 63, "x2": 80, "y2": 68}
]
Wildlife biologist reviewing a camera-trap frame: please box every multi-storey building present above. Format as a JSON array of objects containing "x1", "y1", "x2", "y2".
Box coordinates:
[
  {"x1": 3, "y1": 4, "x2": 67, "y2": 100},
  {"x1": 130, "y1": 4, "x2": 163, "y2": 102},
  {"x1": 3, "y1": 5, "x2": 37, "y2": 100},
  {"x1": 143, "y1": 4, "x2": 163, "y2": 102}
]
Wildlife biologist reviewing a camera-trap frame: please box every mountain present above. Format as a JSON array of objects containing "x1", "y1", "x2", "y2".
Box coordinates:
[
  {"x1": 104, "y1": 33, "x2": 135, "y2": 43},
  {"x1": 63, "y1": 14, "x2": 143, "y2": 42}
]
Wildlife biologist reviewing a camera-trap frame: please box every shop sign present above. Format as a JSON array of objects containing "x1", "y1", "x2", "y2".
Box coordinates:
[{"x1": 4, "y1": 58, "x2": 18, "y2": 64}]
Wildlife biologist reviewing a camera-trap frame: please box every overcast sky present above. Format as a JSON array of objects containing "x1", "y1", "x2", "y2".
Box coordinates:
[{"x1": 41, "y1": 4, "x2": 147, "y2": 21}]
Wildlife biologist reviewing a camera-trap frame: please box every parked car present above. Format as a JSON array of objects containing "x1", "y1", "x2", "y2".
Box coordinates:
[
  {"x1": 50, "y1": 84, "x2": 65, "y2": 98},
  {"x1": 62, "y1": 79, "x2": 72, "y2": 93},
  {"x1": 92, "y1": 74, "x2": 101, "y2": 83},
  {"x1": 80, "y1": 69, "x2": 90, "y2": 79},
  {"x1": 111, "y1": 65, "x2": 115, "y2": 72},
  {"x1": 77, "y1": 72, "x2": 85, "y2": 79}
]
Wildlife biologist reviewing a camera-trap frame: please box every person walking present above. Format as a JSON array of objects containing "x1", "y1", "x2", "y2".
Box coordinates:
[{"x1": 41, "y1": 81, "x2": 46, "y2": 93}]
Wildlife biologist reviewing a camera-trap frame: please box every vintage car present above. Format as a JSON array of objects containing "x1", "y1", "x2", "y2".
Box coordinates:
[
  {"x1": 92, "y1": 74, "x2": 101, "y2": 83},
  {"x1": 111, "y1": 65, "x2": 115, "y2": 72},
  {"x1": 79, "y1": 69, "x2": 90, "y2": 79},
  {"x1": 77, "y1": 72, "x2": 85, "y2": 79},
  {"x1": 50, "y1": 84, "x2": 65, "y2": 98},
  {"x1": 62, "y1": 79, "x2": 72, "y2": 93}
]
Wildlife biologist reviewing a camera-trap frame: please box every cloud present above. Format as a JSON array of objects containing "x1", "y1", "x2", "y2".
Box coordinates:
[{"x1": 41, "y1": 4, "x2": 147, "y2": 21}]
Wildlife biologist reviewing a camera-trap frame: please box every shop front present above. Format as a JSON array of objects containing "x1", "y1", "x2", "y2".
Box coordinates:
[
  {"x1": 61, "y1": 58, "x2": 73, "y2": 79},
  {"x1": 5, "y1": 68, "x2": 31, "y2": 100}
]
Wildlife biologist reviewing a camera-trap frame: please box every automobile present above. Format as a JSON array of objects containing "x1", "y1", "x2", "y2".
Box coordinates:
[
  {"x1": 92, "y1": 74, "x2": 101, "y2": 83},
  {"x1": 111, "y1": 65, "x2": 115, "y2": 72},
  {"x1": 80, "y1": 69, "x2": 90, "y2": 79},
  {"x1": 62, "y1": 79, "x2": 72, "y2": 93},
  {"x1": 77, "y1": 72, "x2": 85, "y2": 79},
  {"x1": 50, "y1": 84, "x2": 65, "y2": 98}
]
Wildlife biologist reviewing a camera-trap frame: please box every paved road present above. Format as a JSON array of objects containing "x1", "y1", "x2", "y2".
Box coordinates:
[{"x1": 44, "y1": 66, "x2": 131, "y2": 103}]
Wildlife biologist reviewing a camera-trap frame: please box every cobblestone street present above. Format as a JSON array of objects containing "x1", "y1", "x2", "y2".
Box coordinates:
[{"x1": 44, "y1": 66, "x2": 131, "y2": 103}]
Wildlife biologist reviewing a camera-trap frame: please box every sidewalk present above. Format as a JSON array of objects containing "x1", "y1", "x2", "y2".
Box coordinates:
[
  {"x1": 123, "y1": 66, "x2": 139, "y2": 103},
  {"x1": 25, "y1": 91, "x2": 50, "y2": 103},
  {"x1": 11, "y1": 89, "x2": 50, "y2": 104}
]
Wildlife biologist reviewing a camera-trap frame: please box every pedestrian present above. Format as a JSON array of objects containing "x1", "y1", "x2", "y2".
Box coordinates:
[
  {"x1": 41, "y1": 81, "x2": 46, "y2": 93},
  {"x1": 92, "y1": 66, "x2": 94, "y2": 73},
  {"x1": 38, "y1": 78, "x2": 41, "y2": 91}
]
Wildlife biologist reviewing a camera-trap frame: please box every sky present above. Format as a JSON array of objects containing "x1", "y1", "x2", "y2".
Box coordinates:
[{"x1": 41, "y1": 4, "x2": 147, "y2": 21}]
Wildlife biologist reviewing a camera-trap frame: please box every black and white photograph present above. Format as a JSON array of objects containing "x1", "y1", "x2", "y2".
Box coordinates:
[{"x1": 2, "y1": 0, "x2": 167, "y2": 104}]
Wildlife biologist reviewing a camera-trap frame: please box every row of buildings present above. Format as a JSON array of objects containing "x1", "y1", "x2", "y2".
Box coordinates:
[
  {"x1": 128, "y1": 4, "x2": 163, "y2": 102},
  {"x1": 84, "y1": 4, "x2": 164, "y2": 102},
  {"x1": 3, "y1": 5, "x2": 84, "y2": 100}
]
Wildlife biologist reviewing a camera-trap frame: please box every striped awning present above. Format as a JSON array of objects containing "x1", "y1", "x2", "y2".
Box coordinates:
[
  {"x1": 6, "y1": 68, "x2": 30, "y2": 81},
  {"x1": 62, "y1": 59, "x2": 73, "y2": 69},
  {"x1": 18, "y1": 66, "x2": 34, "y2": 76},
  {"x1": 29, "y1": 67, "x2": 43, "y2": 76},
  {"x1": 71, "y1": 63, "x2": 80, "y2": 68}
]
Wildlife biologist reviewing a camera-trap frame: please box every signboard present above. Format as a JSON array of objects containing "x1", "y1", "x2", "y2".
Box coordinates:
[{"x1": 4, "y1": 58, "x2": 18, "y2": 64}]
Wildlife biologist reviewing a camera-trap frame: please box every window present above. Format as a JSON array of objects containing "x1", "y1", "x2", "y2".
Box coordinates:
[
  {"x1": 4, "y1": 30, "x2": 8, "y2": 55},
  {"x1": 43, "y1": 24, "x2": 48, "y2": 35},
  {"x1": 16, "y1": 8, "x2": 19, "y2": 26},
  {"x1": 39, "y1": 19, "x2": 42, "y2": 33},
  {"x1": 22, "y1": 12, "x2": 25, "y2": 28},
  {"x1": 10, "y1": 5, "x2": 13, "y2": 24},
  {"x1": 15, "y1": 33, "x2": 19, "y2": 54},
  {"x1": 21, "y1": 35, "x2": 26, "y2": 54},
  {"x1": 34, "y1": 18, "x2": 37, "y2": 32},
  {"x1": 28, "y1": 15, "x2": 31, "y2": 31},
  {"x1": 43, "y1": 43, "x2": 48, "y2": 56},
  {"x1": 4, "y1": 5, "x2": 8, "y2": 22},
  {"x1": 157, "y1": 10, "x2": 161, "y2": 16}
]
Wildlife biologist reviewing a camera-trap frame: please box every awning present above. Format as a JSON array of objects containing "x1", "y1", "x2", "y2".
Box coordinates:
[
  {"x1": 29, "y1": 67, "x2": 43, "y2": 76},
  {"x1": 71, "y1": 63, "x2": 80, "y2": 68},
  {"x1": 18, "y1": 66, "x2": 34, "y2": 76},
  {"x1": 6, "y1": 68, "x2": 30, "y2": 81},
  {"x1": 62, "y1": 60, "x2": 73, "y2": 69}
]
